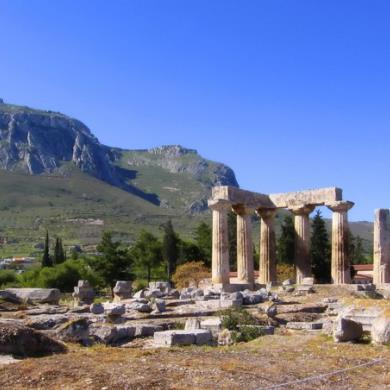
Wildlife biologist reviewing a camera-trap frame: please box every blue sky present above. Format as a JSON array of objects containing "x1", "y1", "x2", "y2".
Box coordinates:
[{"x1": 1, "y1": 0, "x2": 390, "y2": 221}]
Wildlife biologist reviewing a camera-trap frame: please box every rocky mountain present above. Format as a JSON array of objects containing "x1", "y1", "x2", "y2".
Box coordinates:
[
  {"x1": 0, "y1": 100, "x2": 238, "y2": 210},
  {"x1": 0, "y1": 100, "x2": 239, "y2": 256}
]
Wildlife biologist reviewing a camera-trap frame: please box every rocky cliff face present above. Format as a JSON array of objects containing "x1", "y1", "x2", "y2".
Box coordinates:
[
  {"x1": 0, "y1": 103, "x2": 115, "y2": 183},
  {"x1": 126, "y1": 145, "x2": 238, "y2": 188},
  {"x1": 0, "y1": 101, "x2": 239, "y2": 211}
]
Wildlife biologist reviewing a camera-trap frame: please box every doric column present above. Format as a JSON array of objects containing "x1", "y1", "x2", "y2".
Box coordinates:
[
  {"x1": 291, "y1": 205, "x2": 315, "y2": 284},
  {"x1": 327, "y1": 201, "x2": 354, "y2": 284},
  {"x1": 256, "y1": 208, "x2": 277, "y2": 284},
  {"x1": 232, "y1": 205, "x2": 254, "y2": 286},
  {"x1": 208, "y1": 199, "x2": 231, "y2": 286},
  {"x1": 373, "y1": 209, "x2": 390, "y2": 285}
]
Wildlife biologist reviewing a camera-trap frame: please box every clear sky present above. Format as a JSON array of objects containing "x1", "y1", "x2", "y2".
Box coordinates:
[{"x1": 1, "y1": 0, "x2": 389, "y2": 221}]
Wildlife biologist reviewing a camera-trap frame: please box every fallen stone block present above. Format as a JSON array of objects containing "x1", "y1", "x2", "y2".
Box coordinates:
[
  {"x1": 301, "y1": 277, "x2": 314, "y2": 286},
  {"x1": 185, "y1": 318, "x2": 201, "y2": 330},
  {"x1": 90, "y1": 302, "x2": 104, "y2": 315},
  {"x1": 282, "y1": 279, "x2": 293, "y2": 286},
  {"x1": 24, "y1": 314, "x2": 68, "y2": 330},
  {"x1": 127, "y1": 302, "x2": 152, "y2": 313},
  {"x1": 90, "y1": 324, "x2": 135, "y2": 345},
  {"x1": 152, "y1": 299, "x2": 166, "y2": 313},
  {"x1": 134, "y1": 324, "x2": 163, "y2": 337},
  {"x1": 371, "y1": 311, "x2": 390, "y2": 345},
  {"x1": 56, "y1": 318, "x2": 90, "y2": 344},
  {"x1": 153, "y1": 329, "x2": 212, "y2": 347},
  {"x1": 333, "y1": 317, "x2": 363, "y2": 343},
  {"x1": 295, "y1": 285, "x2": 314, "y2": 294},
  {"x1": 113, "y1": 281, "x2": 132, "y2": 301},
  {"x1": 286, "y1": 322, "x2": 323, "y2": 330},
  {"x1": 5, "y1": 288, "x2": 61, "y2": 305},
  {"x1": 200, "y1": 317, "x2": 222, "y2": 336}
]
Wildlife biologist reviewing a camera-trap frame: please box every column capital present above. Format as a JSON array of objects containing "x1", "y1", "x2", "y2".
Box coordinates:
[
  {"x1": 208, "y1": 199, "x2": 231, "y2": 212},
  {"x1": 232, "y1": 204, "x2": 254, "y2": 216},
  {"x1": 256, "y1": 208, "x2": 277, "y2": 220},
  {"x1": 289, "y1": 204, "x2": 315, "y2": 215},
  {"x1": 327, "y1": 201, "x2": 354, "y2": 213}
]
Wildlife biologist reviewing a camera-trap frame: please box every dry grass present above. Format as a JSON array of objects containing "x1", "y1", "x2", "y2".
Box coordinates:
[{"x1": 0, "y1": 332, "x2": 389, "y2": 390}]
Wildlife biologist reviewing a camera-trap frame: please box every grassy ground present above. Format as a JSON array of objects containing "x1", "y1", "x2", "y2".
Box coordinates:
[{"x1": 0, "y1": 333, "x2": 388, "y2": 389}]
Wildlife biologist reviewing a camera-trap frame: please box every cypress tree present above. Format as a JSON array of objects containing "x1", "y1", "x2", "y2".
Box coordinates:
[
  {"x1": 54, "y1": 237, "x2": 66, "y2": 265},
  {"x1": 277, "y1": 214, "x2": 295, "y2": 264},
  {"x1": 42, "y1": 230, "x2": 53, "y2": 267},
  {"x1": 310, "y1": 210, "x2": 331, "y2": 283},
  {"x1": 161, "y1": 220, "x2": 179, "y2": 281}
]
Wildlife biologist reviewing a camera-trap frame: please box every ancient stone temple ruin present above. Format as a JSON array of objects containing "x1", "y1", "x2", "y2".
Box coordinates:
[{"x1": 208, "y1": 186, "x2": 355, "y2": 289}]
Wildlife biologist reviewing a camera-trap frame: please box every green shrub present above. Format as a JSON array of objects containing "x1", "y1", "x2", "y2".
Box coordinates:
[
  {"x1": 19, "y1": 259, "x2": 100, "y2": 292},
  {"x1": 219, "y1": 307, "x2": 262, "y2": 343},
  {"x1": 0, "y1": 269, "x2": 20, "y2": 288},
  {"x1": 219, "y1": 307, "x2": 258, "y2": 331}
]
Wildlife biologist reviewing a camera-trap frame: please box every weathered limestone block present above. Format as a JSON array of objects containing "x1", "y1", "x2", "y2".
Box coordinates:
[
  {"x1": 56, "y1": 318, "x2": 90, "y2": 344},
  {"x1": 208, "y1": 199, "x2": 231, "y2": 286},
  {"x1": 373, "y1": 209, "x2": 390, "y2": 285},
  {"x1": 200, "y1": 317, "x2": 222, "y2": 336},
  {"x1": 126, "y1": 301, "x2": 152, "y2": 313},
  {"x1": 149, "y1": 281, "x2": 170, "y2": 294},
  {"x1": 113, "y1": 281, "x2": 132, "y2": 302},
  {"x1": 185, "y1": 318, "x2": 201, "y2": 330},
  {"x1": 5, "y1": 288, "x2": 60, "y2": 305},
  {"x1": 286, "y1": 322, "x2": 323, "y2": 330},
  {"x1": 103, "y1": 303, "x2": 126, "y2": 322},
  {"x1": 151, "y1": 299, "x2": 166, "y2": 313},
  {"x1": 333, "y1": 317, "x2": 363, "y2": 342},
  {"x1": 153, "y1": 329, "x2": 212, "y2": 347},
  {"x1": 90, "y1": 302, "x2": 104, "y2": 315},
  {"x1": 257, "y1": 208, "x2": 277, "y2": 284},
  {"x1": 24, "y1": 314, "x2": 68, "y2": 330},
  {"x1": 89, "y1": 324, "x2": 135, "y2": 345},
  {"x1": 291, "y1": 205, "x2": 315, "y2": 284},
  {"x1": 371, "y1": 311, "x2": 390, "y2": 345},
  {"x1": 327, "y1": 201, "x2": 354, "y2": 284},
  {"x1": 232, "y1": 204, "x2": 254, "y2": 286},
  {"x1": 72, "y1": 280, "x2": 95, "y2": 305},
  {"x1": 134, "y1": 324, "x2": 163, "y2": 337},
  {"x1": 218, "y1": 329, "x2": 234, "y2": 346}
]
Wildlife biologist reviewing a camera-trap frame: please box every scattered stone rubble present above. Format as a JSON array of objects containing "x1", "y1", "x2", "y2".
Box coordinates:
[{"x1": 0, "y1": 281, "x2": 389, "y2": 354}]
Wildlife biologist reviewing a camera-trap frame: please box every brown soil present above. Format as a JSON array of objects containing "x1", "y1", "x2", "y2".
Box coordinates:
[{"x1": 0, "y1": 332, "x2": 389, "y2": 390}]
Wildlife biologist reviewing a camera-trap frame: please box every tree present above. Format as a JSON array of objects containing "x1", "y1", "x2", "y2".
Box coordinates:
[
  {"x1": 310, "y1": 210, "x2": 331, "y2": 283},
  {"x1": 131, "y1": 230, "x2": 163, "y2": 283},
  {"x1": 193, "y1": 222, "x2": 212, "y2": 267},
  {"x1": 91, "y1": 232, "x2": 134, "y2": 290},
  {"x1": 350, "y1": 235, "x2": 366, "y2": 264},
  {"x1": 53, "y1": 237, "x2": 66, "y2": 265},
  {"x1": 41, "y1": 230, "x2": 53, "y2": 267},
  {"x1": 178, "y1": 239, "x2": 202, "y2": 263},
  {"x1": 277, "y1": 214, "x2": 295, "y2": 264},
  {"x1": 172, "y1": 261, "x2": 210, "y2": 289},
  {"x1": 161, "y1": 220, "x2": 179, "y2": 281}
]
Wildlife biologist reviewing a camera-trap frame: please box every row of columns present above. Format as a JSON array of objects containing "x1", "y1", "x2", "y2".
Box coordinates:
[{"x1": 209, "y1": 199, "x2": 354, "y2": 287}]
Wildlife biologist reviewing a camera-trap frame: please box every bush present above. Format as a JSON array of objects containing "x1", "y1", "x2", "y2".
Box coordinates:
[
  {"x1": 219, "y1": 307, "x2": 258, "y2": 330},
  {"x1": 219, "y1": 307, "x2": 262, "y2": 343},
  {"x1": 277, "y1": 263, "x2": 295, "y2": 282},
  {"x1": 171, "y1": 261, "x2": 209, "y2": 289},
  {"x1": 0, "y1": 269, "x2": 20, "y2": 288},
  {"x1": 19, "y1": 259, "x2": 100, "y2": 292}
]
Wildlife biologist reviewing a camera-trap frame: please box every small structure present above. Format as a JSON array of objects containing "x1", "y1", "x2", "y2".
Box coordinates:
[
  {"x1": 113, "y1": 281, "x2": 132, "y2": 302},
  {"x1": 209, "y1": 186, "x2": 355, "y2": 289},
  {"x1": 72, "y1": 280, "x2": 95, "y2": 305}
]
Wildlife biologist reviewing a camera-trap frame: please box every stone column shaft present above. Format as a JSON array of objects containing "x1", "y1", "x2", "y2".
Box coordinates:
[
  {"x1": 208, "y1": 199, "x2": 231, "y2": 286},
  {"x1": 233, "y1": 205, "x2": 254, "y2": 286},
  {"x1": 291, "y1": 205, "x2": 315, "y2": 284},
  {"x1": 327, "y1": 201, "x2": 354, "y2": 285},
  {"x1": 257, "y1": 208, "x2": 277, "y2": 284},
  {"x1": 373, "y1": 208, "x2": 390, "y2": 285}
]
